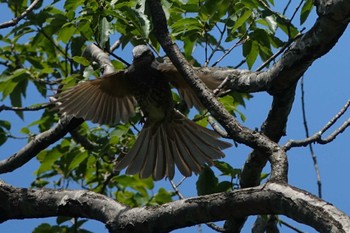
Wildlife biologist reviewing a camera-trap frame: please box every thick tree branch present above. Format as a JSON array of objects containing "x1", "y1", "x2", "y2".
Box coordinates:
[{"x1": 1, "y1": 181, "x2": 349, "y2": 233}]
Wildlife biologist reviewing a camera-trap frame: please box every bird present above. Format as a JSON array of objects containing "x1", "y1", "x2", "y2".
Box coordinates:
[{"x1": 54, "y1": 45, "x2": 231, "y2": 180}]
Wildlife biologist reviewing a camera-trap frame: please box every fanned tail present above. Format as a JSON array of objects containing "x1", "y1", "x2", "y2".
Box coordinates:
[{"x1": 115, "y1": 112, "x2": 231, "y2": 180}]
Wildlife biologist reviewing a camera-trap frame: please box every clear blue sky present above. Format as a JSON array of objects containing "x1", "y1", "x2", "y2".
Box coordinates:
[{"x1": 1, "y1": 2, "x2": 350, "y2": 233}]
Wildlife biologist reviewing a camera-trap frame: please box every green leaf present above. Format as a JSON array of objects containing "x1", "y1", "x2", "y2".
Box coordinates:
[
  {"x1": 154, "y1": 188, "x2": 174, "y2": 204},
  {"x1": 214, "y1": 161, "x2": 241, "y2": 178},
  {"x1": 10, "y1": 79, "x2": 28, "y2": 119},
  {"x1": 20, "y1": 127, "x2": 30, "y2": 135},
  {"x1": 64, "y1": 0, "x2": 84, "y2": 11},
  {"x1": 300, "y1": 0, "x2": 314, "y2": 25},
  {"x1": 72, "y1": 56, "x2": 90, "y2": 66},
  {"x1": 68, "y1": 150, "x2": 88, "y2": 172},
  {"x1": 171, "y1": 17, "x2": 204, "y2": 37},
  {"x1": 97, "y1": 17, "x2": 111, "y2": 48},
  {"x1": 245, "y1": 40, "x2": 259, "y2": 69},
  {"x1": 217, "y1": 181, "x2": 232, "y2": 192},
  {"x1": 57, "y1": 22, "x2": 77, "y2": 43},
  {"x1": 36, "y1": 148, "x2": 63, "y2": 176},
  {"x1": 0, "y1": 128, "x2": 7, "y2": 146},
  {"x1": 0, "y1": 120, "x2": 11, "y2": 130},
  {"x1": 196, "y1": 166, "x2": 218, "y2": 195},
  {"x1": 232, "y1": 8, "x2": 252, "y2": 31}
]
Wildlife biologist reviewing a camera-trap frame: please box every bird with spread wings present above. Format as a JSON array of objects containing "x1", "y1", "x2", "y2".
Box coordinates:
[{"x1": 54, "y1": 45, "x2": 231, "y2": 180}]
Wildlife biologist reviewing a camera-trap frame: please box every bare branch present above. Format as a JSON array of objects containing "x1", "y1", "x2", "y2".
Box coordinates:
[
  {"x1": 0, "y1": 103, "x2": 51, "y2": 113},
  {"x1": 300, "y1": 77, "x2": 322, "y2": 198},
  {"x1": 0, "y1": 0, "x2": 42, "y2": 29},
  {"x1": 212, "y1": 35, "x2": 248, "y2": 67},
  {"x1": 284, "y1": 99, "x2": 350, "y2": 151}
]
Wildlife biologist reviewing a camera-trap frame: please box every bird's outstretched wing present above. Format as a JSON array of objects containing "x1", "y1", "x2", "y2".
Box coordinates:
[
  {"x1": 54, "y1": 71, "x2": 137, "y2": 125},
  {"x1": 156, "y1": 57, "x2": 222, "y2": 110}
]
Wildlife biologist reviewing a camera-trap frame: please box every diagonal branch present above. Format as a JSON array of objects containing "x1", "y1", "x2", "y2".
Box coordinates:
[
  {"x1": 0, "y1": 116, "x2": 83, "y2": 174},
  {"x1": 147, "y1": 0, "x2": 288, "y2": 183},
  {"x1": 0, "y1": 0, "x2": 42, "y2": 29}
]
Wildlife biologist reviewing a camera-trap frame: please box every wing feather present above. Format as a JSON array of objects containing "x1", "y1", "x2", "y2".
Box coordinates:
[{"x1": 54, "y1": 71, "x2": 137, "y2": 125}]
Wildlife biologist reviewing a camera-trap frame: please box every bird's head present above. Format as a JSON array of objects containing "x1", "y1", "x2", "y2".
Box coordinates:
[{"x1": 132, "y1": 45, "x2": 155, "y2": 67}]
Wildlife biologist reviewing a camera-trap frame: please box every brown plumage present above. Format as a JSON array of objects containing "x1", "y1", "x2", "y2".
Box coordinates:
[{"x1": 54, "y1": 45, "x2": 231, "y2": 180}]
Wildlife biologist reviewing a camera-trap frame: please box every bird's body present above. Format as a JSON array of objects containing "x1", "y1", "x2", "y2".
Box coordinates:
[
  {"x1": 127, "y1": 55, "x2": 173, "y2": 122},
  {"x1": 55, "y1": 45, "x2": 231, "y2": 180}
]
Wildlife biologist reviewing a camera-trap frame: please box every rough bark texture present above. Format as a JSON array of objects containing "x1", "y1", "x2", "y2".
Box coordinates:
[
  {"x1": 1, "y1": 181, "x2": 349, "y2": 233},
  {"x1": 0, "y1": 0, "x2": 350, "y2": 232}
]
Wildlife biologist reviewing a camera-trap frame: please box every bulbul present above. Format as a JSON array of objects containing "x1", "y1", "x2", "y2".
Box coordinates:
[{"x1": 55, "y1": 45, "x2": 231, "y2": 180}]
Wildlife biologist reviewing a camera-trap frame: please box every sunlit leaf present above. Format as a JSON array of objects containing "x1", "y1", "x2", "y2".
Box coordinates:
[{"x1": 300, "y1": 0, "x2": 314, "y2": 25}]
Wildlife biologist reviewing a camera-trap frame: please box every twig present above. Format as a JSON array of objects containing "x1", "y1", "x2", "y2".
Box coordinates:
[
  {"x1": 213, "y1": 76, "x2": 230, "y2": 96},
  {"x1": 169, "y1": 180, "x2": 185, "y2": 199},
  {"x1": 37, "y1": 27, "x2": 69, "y2": 61},
  {"x1": 191, "y1": 76, "x2": 231, "y2": 122},
  {"x1": 0, "y1": 103, "x2": 52, "y2": 113},
  {"x1": 300, "y1": 77, "x2": 322, "y2": 198},
  {"x1": 0, "y1": 0, "x2": 42, "y2": 29},
  {"x1": 284, "y1": 99, "x2": 350, "y2": 151},
  {"x1": 290, "y1": 0, "x2": 305, "y2": 23},
  {"x1": 33, "y1": 78, "x2": 63, "y2": 85},
  {"x1": 92, "y1": 43, "x2": 130, "y2": 67},
  {"x1": 6, "y1": 134, "x2": 29, "y2": 140},
  {"x1": 110, "y1": 39, "x2": 121, "y2": 52},
  {"x1": 212, "y1": 37, "x2": 248, "y2": 67},
  {"x1": 208, "y1": 116, "x2": 229, "y2": 138},
  {"x1": 255, "y1": 32, "x2": 303, "y2": 72},
  {"x1": 283, "y1": 0, "x2": 292, "y2": 15}
]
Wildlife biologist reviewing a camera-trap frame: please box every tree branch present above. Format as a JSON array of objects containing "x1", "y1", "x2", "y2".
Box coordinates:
[
  {"x1": 1, "y1": 181, "x2": 349, "y2": 233},
  {"x1": 147, "y1": 0, "x2": 288, "y2": 183},
  {"x1": 284, "y1": 99, "x2": 350, "y2": 150},
  {"x1": 0, "y1": 0, "x2": 42, "y2": 29},
  {"x1": 0, "y1": 116, "x2": 83, "y2": 174},
  {"x1": 0, "y1": 103, "x2": 52, "y2": 113}
]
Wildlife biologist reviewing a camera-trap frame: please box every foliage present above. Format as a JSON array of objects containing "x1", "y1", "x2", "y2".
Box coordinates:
[{"x1": 0, "y1": 0, "x2": 314, "y2": 232}]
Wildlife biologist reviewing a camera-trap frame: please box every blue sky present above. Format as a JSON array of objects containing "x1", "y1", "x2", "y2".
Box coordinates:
[{"x1": 1, "y1": 1, "x2": 350, "y2": 233}]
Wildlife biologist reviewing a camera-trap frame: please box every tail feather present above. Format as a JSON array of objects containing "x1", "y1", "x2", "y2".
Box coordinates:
[
  {"x1": 117, "y1": 128, "x2": 148, "y2": 171},
  {"x1": 174, "y1": 132, "x2": 203, "y2": 173},
  {"x1": 178, "y1": 127, "x2": 216, "y2": 165},
  {"x1": 182, "y1": 124, "x2": 227, "y2": 160},
  {"x1": 140, "y1": 133, "x2": 157, "y2": 179},
  {"x1": 115, "y1": 114, "x2": 231, "y2": 180},
  {"x1": 161, "y1": 126, "x2": 175, "y2": 179},
  {"x1": 169, "y1": 137, "x2": 192, "y2": 178}
]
